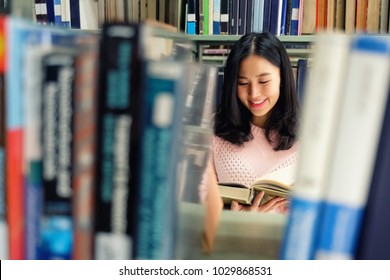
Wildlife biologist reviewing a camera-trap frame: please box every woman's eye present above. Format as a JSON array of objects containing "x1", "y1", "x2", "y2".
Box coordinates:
[
  {"x1": 259, "y1": 80, "x2": 269, "y2": 84},
  {"x1": 238, "y1": 81, "x2": 248, "y2": 86}
]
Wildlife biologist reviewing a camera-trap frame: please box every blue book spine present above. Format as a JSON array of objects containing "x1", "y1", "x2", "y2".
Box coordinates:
[
  {"x1": 53, "y1": 0, "x2": 62, "y2": 26},
  {"x1": 186, "y1": 0, "x2": 196, "y2": 34},
  {"x1": 262, "y1": 0, "x2": 271, "y2": 32},
  {"x1": 46, "y1": 0, "x2": 55, "y2": 25},
  {"x1": 69, "y1": 0, "x2": 80, "y2": 29},
  {"x1": 25, "y1": 162, "x2": 43, "y2": 260},
  {"x1": 290, "y1": 0, "x2": 300, "y2": 35},
  {"x1": 356, "y1": 81, "x2": 390, "y2": 260},
  {"x1": 280, "y1": 0, "x2": 287, "y2": 35},
  {"x1": 133, "y1": 61, "x2": 185, "y2": 260},
  {"x1": 213, "y1": 0, "x2": 221, "y2": 34}
]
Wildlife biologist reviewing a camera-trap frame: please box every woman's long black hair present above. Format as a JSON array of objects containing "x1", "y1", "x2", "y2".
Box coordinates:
[{"x1": 214, "y1": 32, "x2": 300, "y2": 151}]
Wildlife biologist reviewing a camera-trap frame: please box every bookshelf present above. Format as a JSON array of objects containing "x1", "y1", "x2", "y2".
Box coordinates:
[{"x1": 188, "y1": 34, "x2": 314, "y2": 63}]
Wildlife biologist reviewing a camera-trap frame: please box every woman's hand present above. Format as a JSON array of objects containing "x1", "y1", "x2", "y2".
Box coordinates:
[{"x1": 230, "y1": 191, "x2": 290, "y2": 214}]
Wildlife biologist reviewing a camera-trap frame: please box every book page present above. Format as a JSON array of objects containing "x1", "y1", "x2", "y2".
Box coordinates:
[{"x1": 252, "y1": 164, "x2": 297, "y2": 189}]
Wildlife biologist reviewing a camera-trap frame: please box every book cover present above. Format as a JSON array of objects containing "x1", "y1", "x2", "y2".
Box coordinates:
[
  {"x1": 71, "y1": 36, "x2": 99, "y2": 260},
  {"x1": 23, "y1": 44, "x2": 50, "y2": 260},
  {"x1": 345, "y1": 0, "x2": 356, "y2": 33},
  {"x1": 262, "y1": 0, "x2": 271, "y2": 32},
  {"x1": 35, "y1": 0, "x2": 49, "y2": 25},
  {"x1": 380, "y1": 0, "x2": 389, "y2": 33},
  {"x1": 93, "y1": 23, "x2": 137, "y2": 260},
  {"x1": 131, "y1": 60, "x2": 187, "y2": 260},
  {"x1": 69, "y1": 0, "x2": 80, "y2": 29},
  {"x1": 220, "y1": 0, "x2": 229, "y2": 34},
  {"x1": 245, "y1": 0, "x2": 253, "y2": 33},
  {"x1": 334, "y1": 0, "x2": 345, "y2": 31},
  {"x1": 186, "y1": 0, "x2": 196, "y2": 34},
  {"x1": 213, "y1": 0, "x2": 221, "y2": 34},
  {"x1": 326, "y1": 0, "x2": 336, "y2": 32},
  {"x1": 279, "y1": 0, "x2": 288, "y2": 35},
  {"x1": 40, "y1": 51, "x2": 76, "y2": 260},
  {"x1": 316, "y1": 0, "x2": 327, "y2": 31},
  {"x1": 366, "y1": 0, "x2": 380, "y2": 33},
  {"x1": 228, "y1": 0, "x2": 238, "y2": 34},
  {"x1": 0, "y1": 15, "x2": 7, "y2": 260},
  {"x1": 269, "y1": 0, "x2": 281, "y2": 35},
  {"x1": 280, "y1": 34, "x2": 351, "y2": 260},
  {"x1": 238, "y1": 0, "x2": 247, "y2": 34},
  {"x1": 53, "y1": 0, "x2": 62, "y2": 26},
  {"x1": 301, "y1": 0, "x2": 315, "y2": 34},
  {"x1": 315, "y1": 36, "x2": 390, "y2": 260},
  {"x1": 290, "y1": 0, "x2": 300, "y2": 35},
  {"x1": 284, "y1": 0, "x2": 292, "y2": 35},
  {"x1": 355, "y1": 0, "x2": 367, "y2": 33},
  {"x1": 252, "y1": 0, "x2": 265, "y2": 33},
  {"x1": 5, "y1": 17, "x2": 81, "y2": 260},
  {"x1": 296, "y1": 58, "x2": 308, "y2": 104},
  {"x1": 355, "y1": 81, "x2": 390, "y2": 260}
]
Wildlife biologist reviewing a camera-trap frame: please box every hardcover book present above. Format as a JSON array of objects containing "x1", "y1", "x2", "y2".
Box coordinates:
[{"x1": 219, "y1": 164, "x2": 296, "y2": 206}]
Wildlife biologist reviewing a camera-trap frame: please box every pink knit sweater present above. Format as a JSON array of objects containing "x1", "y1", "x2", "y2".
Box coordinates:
[{"x1": 199, "y1": 123, "x2": 299, "y2": 203}]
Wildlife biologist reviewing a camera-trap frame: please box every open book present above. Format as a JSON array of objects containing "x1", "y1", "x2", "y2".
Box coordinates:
[{"x1": 218, "y1": 164, "x2": 297, "y2": 205}]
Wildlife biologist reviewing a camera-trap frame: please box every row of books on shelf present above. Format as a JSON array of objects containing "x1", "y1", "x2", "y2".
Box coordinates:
[
  {"x1": 280, "y1": 33, "x2": 390, "y2": 260},
  {"x1": 186, "y1": 0, "x2": 304, "y2": 36},
  {"x1": 317, "y1": 0, "x2": 390, "y2": 34},
  {"x1": 32, "y1": 0, "x2": 185, "y2": 31},
  {"x1": 0, "y1": 16, "x2": 218, "y2": 260}
]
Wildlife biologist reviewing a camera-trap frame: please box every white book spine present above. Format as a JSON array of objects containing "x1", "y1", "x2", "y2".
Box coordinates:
[
  {"x1": 281, "y1": 33, "x2": 351, "y2": 260},
  {"x1": 315, "y1": 36, "x2": 390, "y2": 260}
]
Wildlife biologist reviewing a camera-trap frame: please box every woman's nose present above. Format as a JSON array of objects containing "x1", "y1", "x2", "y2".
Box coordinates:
[{"x1": 249, "y1": 83, "x2": 261, "y2": 97}]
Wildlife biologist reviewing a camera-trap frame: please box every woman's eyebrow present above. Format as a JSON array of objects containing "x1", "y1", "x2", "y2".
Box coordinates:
[{"x1": 238, "y1": 72, "x2": 272, "y2": 79}]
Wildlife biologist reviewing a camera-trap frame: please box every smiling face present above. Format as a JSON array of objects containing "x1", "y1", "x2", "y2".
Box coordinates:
[{"x1": 237, "y1": 54, "x2": 281, "y2": 128}]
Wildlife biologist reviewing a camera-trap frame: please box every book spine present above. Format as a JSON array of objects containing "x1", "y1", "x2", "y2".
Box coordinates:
[
  {"x1": 281, "y1": 34, "x2": 351, "y2": 260},
  {"x1": 279, "y1": 0, "x2": 288, "y2": 35},
  {"x1": 295, "y1": 58, "x2": 308, "y2": 103},
  {"x1": 269, "y1": 0, "x2": 280, "y2": 35},
  {"x1": 262, "y1": 0, "x2": 271, "y2": 32},
  {"x1": 245, "y1": 0, "x2": 253, "y2": 33},
  {"x1": 220, "y1": 0, "x2": 229, "y2": 34},
  {"x1": 24, "y1": 45, "x2": 46, "y2": 260},
  {"x1": 71, "y1": 37, "x2": 98, "y2": 260},
  {"x1": 53, "y1": 0, "x2": 62, "y2": 26},
  {"x1": 93, "y1": 23, "x2": 136, "y2": 260},
  {"x1": 229, "y1": 0, "x2": 238, "y2": 35},
  {"x1": 238, "y1": 0, "x2": 247, "y2": 34},
  {"x1": 132, "y1": 60, "x2": 186, "y2": 260},
  {"x1": 35, "y1": 0, "x2": 48, "y2": 25},
  {"x1": 290, "y1": 0, "x2": 300, "y2": 35},
  {"x1": 69, "y1": 0, "x2": 80, "y2": 29},
  {"x1": 46, "y1": 0, "x2": 55, "y2": 25},
  {"x1": 213, "y1": 0, "x2": 221, "y2": 34},
  {"x1": 355, "y1": 76, "x2": 390, "y2": 260},
  {"x1": 40, "y1": 52, "x2": 76, "y2": 260},
  {"x1": 203, "y1": 0, "x2": 209, "y2": 35},
  {"x1": 0, "y1": 15, "x2": 8, "y2": 260},
  {"x1": 6, "y1": 17, "x2": 27, "y2": 260},
  {"x1": 315, "y1": 36, "x2": 390, "y2": 260},
  {"x1": 187, "y1": 0, "x2": 196, "y2": 34},
  {"x1": 60, "y1": 0, "x2": 71, "y2": 27}
]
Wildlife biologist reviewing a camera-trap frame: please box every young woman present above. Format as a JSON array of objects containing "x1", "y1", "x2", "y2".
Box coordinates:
[{"x1": 200, "y1": 32, "x2": 300, "y2": 214}]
